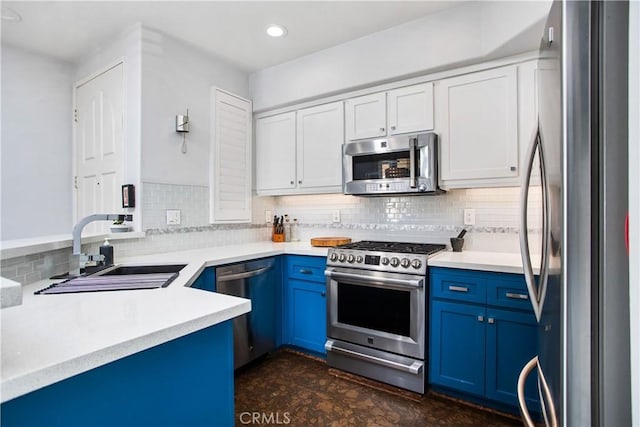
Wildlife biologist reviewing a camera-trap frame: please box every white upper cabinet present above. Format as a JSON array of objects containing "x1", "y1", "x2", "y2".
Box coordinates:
[
  {"x1": 296, "y1": 101, "x2": 344, "y2": 191},
  {"x1": 210, "y1": 88, "x2": 252, "y2": 223},
  {"x1": 255, "y1": 112, "x2": 297, "y2": 193},
  {"x1": 256, "y1": 102, "x2": 344, "y2": 196},
  {"x1": 388, "y1": 83, "x2": 434, "y2": 135},
  {"x1": 345, "y1": 83, "x2": 434, "y2": 141},
  {"x1": 435, "y1": 65, "x2": 521, "y2": 187},
  {"x1": 344, "y1": 92, "x2": 386, "y2": 140}
]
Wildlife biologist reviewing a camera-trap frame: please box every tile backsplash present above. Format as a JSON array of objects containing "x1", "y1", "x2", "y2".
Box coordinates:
[{"x1": 2, "y1": 183, "x2": 539, "y2": 285}]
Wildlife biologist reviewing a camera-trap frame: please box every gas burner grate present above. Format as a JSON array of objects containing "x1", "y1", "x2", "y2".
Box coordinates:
[{"x1": 336, "y1": 240, "x2": 446, "y2": 255}]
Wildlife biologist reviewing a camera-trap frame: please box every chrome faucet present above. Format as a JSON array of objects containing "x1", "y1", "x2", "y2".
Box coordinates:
[
  {"x1": 72, "y1": 214, "x2": 132, "y2": 273},
  {"x1": 72, "y1": 214, "x2": 133, "y2": 254}
]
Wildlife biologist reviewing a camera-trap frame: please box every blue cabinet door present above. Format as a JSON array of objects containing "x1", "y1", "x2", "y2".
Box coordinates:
[
  {"x1": 287, "y1": 279, "x2": 327, "y2": 354},
  {"x1": 190, "y1": 267, "x2": 215, "y2": 292},
  {"x1": 430, "y1": 300, "x2": 486, "y2": 396},
  {"x1": 485, "y1": 307, "x2": 539, "y2": 408}
]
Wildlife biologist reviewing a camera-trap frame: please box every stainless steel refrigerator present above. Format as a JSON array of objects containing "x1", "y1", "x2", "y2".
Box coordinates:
[{"x1": 517, "y1": 1, "x2": 631, "y2": 426}]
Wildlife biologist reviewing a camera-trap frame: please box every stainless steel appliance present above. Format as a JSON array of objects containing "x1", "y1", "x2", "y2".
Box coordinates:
[
  {"x1": 517, "y1": 2, "x2": 631, "y2": 426},
  {"x1": 342, "y1": 132, "x2": 441, "y2": 195},
  {"x1": 325, "y1": 241, "x2": 445, "y2": 394},
  {"x1": 216, "y1": 258, "x2": 276, "y2": 369}
]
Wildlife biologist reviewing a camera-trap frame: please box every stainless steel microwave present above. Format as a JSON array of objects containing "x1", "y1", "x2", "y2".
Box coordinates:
[{"x1": 342, "y1": 132, "x2": 442, "y2": 196}]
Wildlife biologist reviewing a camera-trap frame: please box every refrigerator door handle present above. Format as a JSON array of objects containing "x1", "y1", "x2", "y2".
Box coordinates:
[
  {"x1": 537, "y1": 360, "x2": 559, "y2": 427},
  {"x1": 517, "y1": 356, "x2": 538, "y2": 427},
  {"x1": 519, "y1": 123, "x2": 550, "y2": 322}
]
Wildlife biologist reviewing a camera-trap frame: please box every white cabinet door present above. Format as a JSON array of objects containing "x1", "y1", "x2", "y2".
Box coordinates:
[
  {"x1": 344, "y1": 92, "x2": 386, "y2": 140},
  {"x1": 255, "y1": 112, "x2": 296, "y2": 192},
  {"x1": 388, "y1": 83, "x2": 434, "y2": 135},
  {"x1": 436, "y1": 66, "x2": 519, "y2": 183},
  {"x1": 296, "y1": 101, "x2": 344, "y2": 191},
  {"x1": 75, "y1": 62, "x2": 124, "y2": 235},
  {"x1": 210, "y1": 88, "x2": 252, "y2": 223}
]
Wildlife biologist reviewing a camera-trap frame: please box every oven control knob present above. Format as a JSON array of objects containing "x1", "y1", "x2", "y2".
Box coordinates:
[
  {"x1": 356, "y1": 255, "x2": 364, "y2": 264},
  {"x1": 329, "y1": 253, "x2": 339, "y2": 262},
  {"x1": 381, "y1": 257, "x2": 390, "y2": 265},
  {"x1": 339, "y1": 254, "x2": 346, "y2": 263},
  {"x1": 411, "y1": 259, "x2": 423, "y2": 269},
  {"x1": 347, "y1": 254, "x2": 355, "y2": 263},
  {"x1": 400, "y1": 258, "x2": 411, "y2": 268},
  {"x1": 389, "y1": 257, "x2": 400, "y2": 267}
]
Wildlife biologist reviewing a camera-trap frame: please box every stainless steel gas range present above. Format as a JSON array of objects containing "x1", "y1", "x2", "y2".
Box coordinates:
[{"x1": 324, "y1": 240, "x2": 445, "y2": 394}]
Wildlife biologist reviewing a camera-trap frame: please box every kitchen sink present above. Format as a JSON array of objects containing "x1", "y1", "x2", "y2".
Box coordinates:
[
  {"x1": 96, "y1": 264, "x2": 187, "y2": 276},
  {"x1": 36, "y1": 264, "x2": 188, "y2": 295}
]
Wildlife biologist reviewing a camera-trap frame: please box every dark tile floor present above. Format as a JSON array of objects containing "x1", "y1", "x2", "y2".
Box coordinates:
[{"x1": 235, "y1": 349, "x2": 521, "y2": 426}]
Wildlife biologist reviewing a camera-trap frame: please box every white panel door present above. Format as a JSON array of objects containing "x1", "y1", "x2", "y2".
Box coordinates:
[
  {"x1": 388, "y1": 83, "x2": 434, "y2": 135},
  {"x1": 436, "y1": 65, "x2": 518, "y2": 181},
  {"x1": 296, "y1": 101, "x2": 344, "y2": 191},
  {"x1": 210, "y1": 88, "x2": 252, "y2": 223},
  {"x1": 255, "y1": 112, "x2": 296, "y2": 193},
  {"x1": 75, "y1": 63, "x2": 124, "y2": 234},
  {"x1": 344, "y1": 92, "x2": 386, "y2": 140}
]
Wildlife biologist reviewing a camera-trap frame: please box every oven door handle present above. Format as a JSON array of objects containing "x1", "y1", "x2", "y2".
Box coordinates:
[
  {"x1": 325, "y1": 340, "x2": 423, "y2": 375},
  {"x1": 325, "y1": 270, "x2": 423, "y2": 289}
]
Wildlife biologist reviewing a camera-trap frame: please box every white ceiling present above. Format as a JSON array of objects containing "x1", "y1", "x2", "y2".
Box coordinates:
[{"x1": 1, "y1": 1, "x2": 467, "y2": 72}]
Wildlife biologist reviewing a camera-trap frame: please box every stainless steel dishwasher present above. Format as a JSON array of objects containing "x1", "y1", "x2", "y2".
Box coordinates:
[{"x1": 215, "y1": 257, "x2": 276, "y2": 369}]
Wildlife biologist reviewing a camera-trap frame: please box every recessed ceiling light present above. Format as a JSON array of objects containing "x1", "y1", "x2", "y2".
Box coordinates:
[
  {"x1": 1, "y1": 6, "x2": 22, "y2": 22},
  {"x1": 266, "y1": 25, "x2": 287, "y2": 38}
]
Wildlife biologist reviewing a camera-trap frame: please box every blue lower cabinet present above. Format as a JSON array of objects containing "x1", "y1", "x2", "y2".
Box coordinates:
[
  {"x1": 190, "y1": 266, "x2": 216, "y2": 292},
  {"x1": 429, "y1": 267, "x2": 540, "y2": 414},
  {"x1": 485, "y1": 308, "x2": 538, "y2": 408},
  {"x1": 430, "y1": 300, "x2": 486, "y2": 396},
  {"x1": 283, "y1": 255, "x2": 327, "y2": 355},
  {"x1": 287, "y1": 279, "x2": 327, "y2": 354},
  {"x1": 1, "y1": 321, "x2": 235, "y2": 427}
]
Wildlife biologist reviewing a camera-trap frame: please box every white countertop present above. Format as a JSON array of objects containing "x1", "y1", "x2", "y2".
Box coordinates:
[
  {"x1": 2, "y1": 241, "x2": 528, "y2": 403},
  {"x1": 1, "y1": 242, "x2": 328, "y2": 403},
  {"x1": 429, "y1": 250, "x2": 531, "y2": 274}
]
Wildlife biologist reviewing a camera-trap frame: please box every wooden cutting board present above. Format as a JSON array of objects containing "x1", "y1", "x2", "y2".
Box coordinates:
[{"x1": 310, "y1": 237, "x2": 352, "y2": 247}]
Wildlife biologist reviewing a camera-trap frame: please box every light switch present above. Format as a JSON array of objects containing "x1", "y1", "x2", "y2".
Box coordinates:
[
  {"x1": 166, "y1": 209, "x2": 181, "y2": 225},
  {"x1": 332, "y1": 210, "x2": 341, "y2": 223},
  {"x1": 463, "y1": 208, "x2": 476, "y2": 225}
]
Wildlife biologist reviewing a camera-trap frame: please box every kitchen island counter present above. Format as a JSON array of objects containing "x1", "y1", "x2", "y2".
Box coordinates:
[{"x1": 1, "y1": 242, "x2": 328, "y2": 403}]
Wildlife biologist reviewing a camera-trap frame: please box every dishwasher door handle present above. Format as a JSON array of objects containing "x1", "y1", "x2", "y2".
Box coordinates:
[{"x1": 217, "y1": 266, "x2": 272, "y2": 282}]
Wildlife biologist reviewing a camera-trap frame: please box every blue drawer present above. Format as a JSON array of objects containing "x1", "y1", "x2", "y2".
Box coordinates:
[
  {"x1": 286, "y1": 255, "x2": 326, "y2": 283},
  {"x1": 430, "y1": 267, "x2": 486, "y2": 304},
  {"x1": 486, "y1": 275, "x2": 533, "y2": 311}
]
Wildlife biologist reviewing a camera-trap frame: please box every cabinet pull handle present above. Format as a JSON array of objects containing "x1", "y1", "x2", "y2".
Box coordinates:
[
  {"x1": 510, "y1": 166, "x2": 517, "y2": 171},
  {"x1": 506, "y1": 292, "x2": 529, "y2": 300},
  {"x1": 488, "y1": 317, "x2": 495, "y2": 324},
  {"x1": 299, "y1": 269, "x2": 313, "y2": 275},
  {"x1": 290, "y1": 180, "x2": 294, "y2": 185},
  {"x1": 449, "y1": 285, "x2": 469, "y2": 293},
  {"x1": 477, "y1": 315, "x2": 484, "y2": 322},
  {"x1": 379, "y1": 127, "x2": 385, "y2": 132},
  {"x1": 321, "y1": 291, "x2": 326, "y2": 297},
  {"x1": 391, "y1": 125, "x2": 396, "y2": 131},
  {"x1": 298, "y1": 180, "x2": 302, "y2": 184}
]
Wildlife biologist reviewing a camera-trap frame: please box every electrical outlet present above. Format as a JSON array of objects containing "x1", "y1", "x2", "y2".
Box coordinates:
[
  {"x1": 166, "y1": 209, "x2": 181, "y2": 225},
  {"x1": 265, "y1": 210, "x2": 272, "y2": 223},
  {"x1": 463, "y1": 208, "x2": 476, "y2": 226},
  {"x1": 332, "y1": 210, "x2": 341, "y2": 223}
]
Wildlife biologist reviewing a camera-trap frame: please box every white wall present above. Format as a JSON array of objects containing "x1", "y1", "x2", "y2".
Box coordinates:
[
  {"x1": 249, "y1": 1, "x2": 551, "y2": 111},
  {"x1": 140, "y1": 29, "x2": 250, "y2": 187},
  {"x1": 1, "y1": 45, "x2": 74, "y2": 240}
]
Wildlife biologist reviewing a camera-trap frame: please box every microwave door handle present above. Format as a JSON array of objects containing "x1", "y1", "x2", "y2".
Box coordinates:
[{"x1": 409, "y1": 137, "x2": 417, "y2": 188}]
